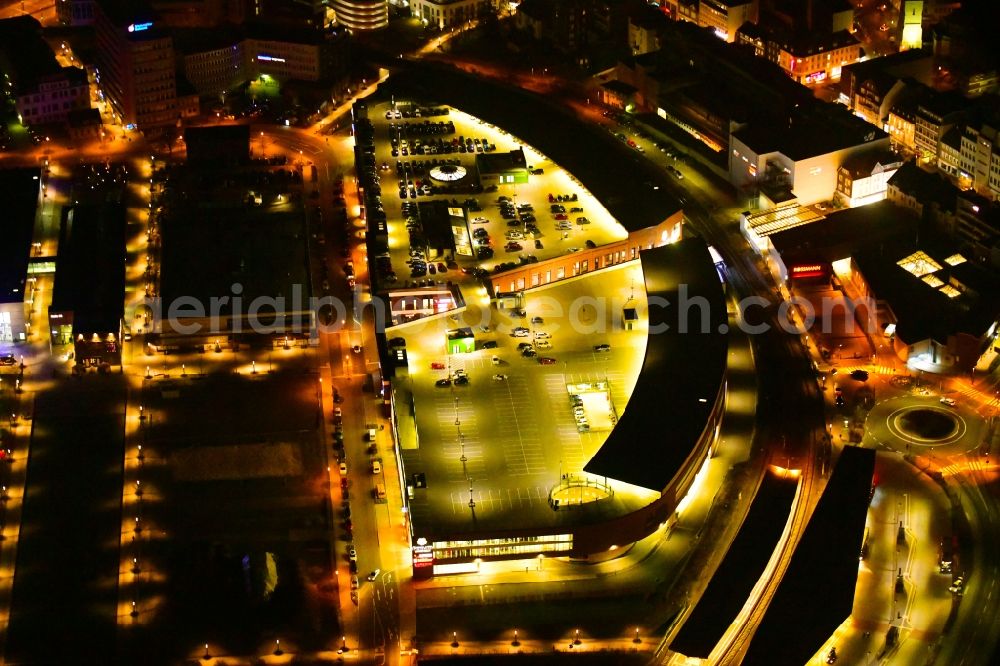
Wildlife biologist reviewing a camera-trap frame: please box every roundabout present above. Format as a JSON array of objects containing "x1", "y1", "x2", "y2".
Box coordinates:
[{"x1": 866, "y1": 395, "x2": 984, "y2": 454}]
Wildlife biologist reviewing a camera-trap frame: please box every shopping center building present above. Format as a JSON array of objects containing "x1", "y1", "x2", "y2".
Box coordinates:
[{"x1": 353, "y1": 66, "x2": 730, "y2": 576}]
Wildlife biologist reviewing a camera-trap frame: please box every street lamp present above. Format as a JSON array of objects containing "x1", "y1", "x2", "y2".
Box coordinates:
[
  {"x1": 451, "y1": 631, "x2": 459, "y2": 648},
  {"x1": 512, "y1": 628, "x2": 519, "y2": 647}
]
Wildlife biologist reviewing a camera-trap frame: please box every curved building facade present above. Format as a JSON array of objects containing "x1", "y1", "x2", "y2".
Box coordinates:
[{"x1": 332, "y1": 0, "x2": 388, "y2": 30}]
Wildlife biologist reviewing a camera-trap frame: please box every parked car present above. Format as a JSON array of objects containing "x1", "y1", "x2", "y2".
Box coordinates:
[
  {"x1": 593, "y1": 344, "x2": 611, "y2": 352},
  {"x1": 538, "y1": 357, "x2": 557, "y2": 365}
]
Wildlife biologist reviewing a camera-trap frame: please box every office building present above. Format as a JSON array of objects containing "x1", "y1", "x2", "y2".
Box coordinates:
[{"x1": 94, "y1": 0, "x2": 198, "y2": 128}]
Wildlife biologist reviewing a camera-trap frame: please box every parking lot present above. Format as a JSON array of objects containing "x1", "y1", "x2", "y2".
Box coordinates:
[
  {"x1": 365, "y1": 100, "x2": 627, "y2": 298},
  {"x1": 394, "y1": 260, "x2": 651, "y2": 535}
]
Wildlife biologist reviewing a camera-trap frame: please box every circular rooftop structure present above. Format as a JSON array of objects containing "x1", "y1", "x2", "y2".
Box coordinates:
[{"x1": 429, "y1": 164, "x2": 467, "y2": 182}]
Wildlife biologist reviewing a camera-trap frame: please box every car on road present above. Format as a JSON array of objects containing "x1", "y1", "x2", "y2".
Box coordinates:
[
  {"x1": 534, "y1": 239, "x2": 543, "y2": 249},
  {"x1": 367, "y1": 569, "x2": 381, "y2": 581},
  {"x1": 431, "y1": 361, "x2": 446, "y2": 369},
  {"x1": 435, "y1": 378, "x2": 452, "y2": 387},
  {"x1": 339, "y1": 462, "x2": 348, "y2": 475},
  {"x1": 575, "y1": 217, "x2": 590, "y2": 225},
  {"x1": 351, "y1": 575, "x2": 359, "y2": 590},
  {"x1": 531, "y1": 316, "x2": 544, "y2": 324},
  {"x1": 593, "y1": 344, "x2": 611, "y2": 352},
  {"x1": 535, "y1": 340, "x2": 551, "y2": 349},
  {"x1": 512, "y1": 327, "x2": 530, "y2": 337},
  {"x1": 949, "y1": 577, "x2": 964, "y2": 594},
  {"x1": 482, "y1": 340, "x2": 498, "y2": 349},
  {"x1": 504, "y1": 242, "x2": 523, "y2": 252},
  {"x1": 0, "y1": 354, "x2": 16, "y2": 366},
  {"x1": 371, "y1": 459, "x2": 381, "y2": 474},
  {"x1": 940, "y1": 397, "x2": 957, "y2": 407},
  {"x1": 836, "y1": 395, "x2": 845, "y2": 407},
  {"x1": 454, "y1": 375, "x2": 470, "y2": 386},
  {"x1": 517, "y1": 343, "x2": 533, "y2": 352},
  {"x1": 850, "y1": 369, "x2": 869, "y2": 381},
  {"x1": 352, "y1": 345, "x2": 362, "y2": 354},
  {"x1": 521, "y1": 348, "x2": 537, "y2": 358},
  {"x1": 493, "y1": 374, "x2": 507, "y2": 381},
  {"x1": 348, "y1": 546, "x2": 357, "y2": 561},
  {"x1": 534, "y1": 331, "x2": 551, "y2": 339},
  {"x1": 538, "y1": 357, "x2": 556, "y2": 365}
]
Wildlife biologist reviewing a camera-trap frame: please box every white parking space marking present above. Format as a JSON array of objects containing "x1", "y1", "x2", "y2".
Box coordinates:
[
  {"x1": 493, "y1": 378, "x2": 547, "y2": 476},
  {"x1": 449, "y1": 486, "x2": 549, "y2": 514}
]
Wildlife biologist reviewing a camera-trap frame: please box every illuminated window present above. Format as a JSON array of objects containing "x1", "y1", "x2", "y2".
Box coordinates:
[
  {"x1": 922, "y1": 274, "x2": 944, "y2": 288},
  {"x1": 944, "y1": 254, "x2": 967, "y2": 266},
  {"x1": 939, "y1": 285, "x2": 961, "y2": 298}
]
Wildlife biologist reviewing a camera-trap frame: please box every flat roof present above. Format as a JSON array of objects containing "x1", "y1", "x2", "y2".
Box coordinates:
[
  {"x1": 0, "y1": 168, "x2": 40, "y2": 304},
  {"x1": 733, "y1": 103, "x2": 888, "y2": 161},
  {"x1": 583, "y1": 239, "x2": 728, "y2": 491},
  {"x1": 768, "y1": 200, "x2": 914, "y2": 264},
  {"x1": 159, "y1": 192, "x2": 310, "y2": 313},
  {"x1": 475, "y1": 148, "x2": 527, "y2": 175},
  {"x1": 670, "y1": 470, "x2": 799, "y2": 658},
  {"x1": 382, "y1": 62, "x2": 683, "y2": 234},
  {"x1": 743, "y1": 446, "x2": 876, "y2": 666},
  {"x1": 51, "y1": 202, "x2": 126, "y2": 333}
]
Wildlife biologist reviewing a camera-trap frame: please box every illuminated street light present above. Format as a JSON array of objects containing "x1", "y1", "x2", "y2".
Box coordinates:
[
  {"x1": 451, "y1": 631, "x2": 459, "y2": 648},
  {"x1": 512, "y1": 628, "x2": 520, "y2": 647}
]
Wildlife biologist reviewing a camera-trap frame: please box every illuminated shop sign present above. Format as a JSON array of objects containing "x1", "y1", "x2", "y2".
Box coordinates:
[
  {"x1": 127, "y1": 22, "x2": 153, "y2": 32},
  {"x1": 412, "y1": 545, "x2": 434, "y2": 568},
  {"x1": 257, "y1": 55, "x2": 286, "y2": 63},
  {"x1": 805, "y1": 70, "x2": 827, "y2": 84},
  {"x1": 791, "y1": 264, "x2": 826, "y2": 278}
]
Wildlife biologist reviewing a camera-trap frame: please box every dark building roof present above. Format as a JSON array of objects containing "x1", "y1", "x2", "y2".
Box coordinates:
[
  {"x1": 171, "y1": 24, "x2": 243, "y2": 54},
  {"x1": 600, "y1": 79, "x2": 638, "y2": 95},
  {"x1": 0, "y1": 168, "x2": 40, "y2": 305},
  {"x1": 416, "y1": 201, "x2": 459, "y2": 251},
  {"x1": 854, "y1": 233, "x2": 1000, "y2": 343},
  {"x1": 839, "y1": 149, "x2": 902, "y2": 179},
  {"x1": 183, "y1": 125, "x2": 250, "y2": 165},
  {"x1": 0, "y1": 16, "x2": 63, "y2": 91},
  {"x1": 583, "y1": 239, "x2": 728, "y2": 491},
  {"x1": 95, "y1": 0, "x2": 156, "y2": 27},
  {"x1": 733, "y1": 102, "x2": 887, "y2": 160},
  {"x1": 917, "y1": 89, "x2": 970, "y2": 120},
  {"x1": 769, "y1": 200, "x2": 915, "y2": 266},
  {"x1": 887, "y1": 161, "x2": 958, "y2": 211},
  {"x1": 671, "y1": 471, "x2": 799, "y2": 658},
  {"x1": 743, "y1": 446, "x2": 876, "y2": 666},
  {"x1": 630, "y1": 4, "x2": 669, "y2": 30},
  {"x1": 51, "y1": 202, "x2": 126, "y2": 334},
  {"x1": 840, "y1": 48, "x2": 933, "y2": 86},
  {"x1": 474, "y1": 148, "x2": 527, "y2": 175},
  {"x1": 68, "y1": 107, "x2": 104, "y2": 128},
  {"x1": 770, "y1": 198, "x2": 1000, "y2": 343},
  {"x1": 243, "y1": 19, "x2": 341, "y2": 45}
]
